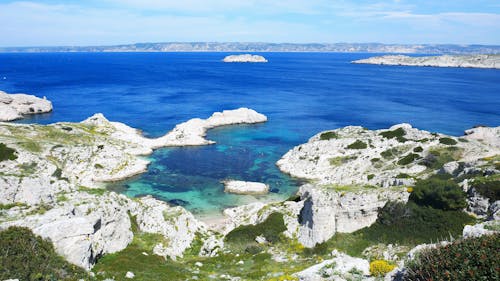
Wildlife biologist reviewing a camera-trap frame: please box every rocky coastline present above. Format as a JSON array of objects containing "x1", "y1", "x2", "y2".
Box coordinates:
[
  {"x1": 0, "y1": 90, "x2": 53, "y2": 121},
  {"x1": 1, "y1": 105, "x2": 499, "y2": 280},
  {"x1": 352, "y1": 54, "x2": 500, "y2": 69}
]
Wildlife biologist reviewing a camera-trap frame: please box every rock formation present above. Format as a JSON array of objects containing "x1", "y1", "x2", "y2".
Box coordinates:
[
  {"x1": 223, "y1": 180, "x2": 269, "y2": 195},
  {"x1": 0, "y1": 90, "x2": 53, "y2": 121},
  {"x1": 352, "y1": 54, "x2": 500, "y2": 69}
]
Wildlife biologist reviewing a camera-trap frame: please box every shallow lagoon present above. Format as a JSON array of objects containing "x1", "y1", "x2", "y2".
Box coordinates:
[{"x1": 1, "y1": 52, "x2": 499, "y2": 216}]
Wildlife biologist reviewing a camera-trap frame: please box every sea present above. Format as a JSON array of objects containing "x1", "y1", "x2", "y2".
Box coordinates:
[{"x1": 1, "y1": 52, "x2": 499, "y2": 219}]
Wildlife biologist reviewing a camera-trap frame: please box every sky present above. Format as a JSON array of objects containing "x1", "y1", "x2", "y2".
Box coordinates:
[{"x1": 0, "y1": 0, "x2": 499, "y2": 47}]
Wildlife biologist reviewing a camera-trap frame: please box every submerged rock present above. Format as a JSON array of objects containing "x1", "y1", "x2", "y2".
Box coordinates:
[
  {"x1": 0, "y1": 90, "x2": 53, "y2": 121},
  {"x1": 352, "y1": 54, "x2": 500, "y2": 69},
  {"x1": 223, "y1": 54, "x2": 268, "y2": 63}
]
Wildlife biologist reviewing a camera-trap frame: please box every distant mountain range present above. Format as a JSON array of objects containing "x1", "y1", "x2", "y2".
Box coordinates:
[{"x1": 1, "y1": 42, "x2": 500, "y2": 54}]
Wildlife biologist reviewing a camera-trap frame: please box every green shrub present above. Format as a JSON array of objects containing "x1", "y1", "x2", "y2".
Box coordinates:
[
  {"x1": 413, "y1": 146, "x2": 423, "y2": 152},
  {"x1": 396, "y1": 173, "x2": 411, "y2": 179},
  {"x1": 410, "y1": 176, "x2": 467, "y2": 210},
  {"x1": 320, "y1": 131, "x2": 338, "y2": 140},
  {"x1": 380, "y1": 148, "x2": 400, "y2": 159},
  {"x1": 471, "y1": 180, "x2": 500, "y2": 202},
  {"x1": 347, "y1": 140, "x2": 367, "y2": 149},
  {"x1": 367, "y1": 174, "x2": 375, "y2": 180},
  {"x1": 371, "y1": 158, "x2": 380, "y2": 163},
  {"x1": 397, "y1": 153, "x2": 419, "y2": 165},
  {"x1": 403, "y1": 234, "x2": 500, "y2": 281},
  {"x1": 225, "y1": 212, "x2": 287, "y2": 246},
  {"x1": 421, "y1": 147, "x2": 463, "y2": 170},
  {"x1": 0, "y1": 226, "x2": 86, "y2": 281},
  {"x1": 0, "y1": 143, "x2": 17, "y2": 161},
  {"x1": 439, "y1": 137, "x2": 458, "y2": 145},
  {"x1": 329, "y1": 155, "x2": 357, "y2": 166},
  {"x1": 379, "y1": 127, "x2": 406, "y2": 139}
]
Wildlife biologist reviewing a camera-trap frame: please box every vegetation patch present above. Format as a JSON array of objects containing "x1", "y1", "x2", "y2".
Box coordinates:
[
  {"x1": 439, "y1": 137, "x2": 458, "y2": 145},
  {"x1": 329, "y1": 155, "x2": 357, "y2": 166},
  {"x1": 379, "y1": 127, "x2": 406, "y2": 139},
  {"x1": 413, "y1": 146, "x2": 423, "y2": 153},
  {"x1": 367, "y1": 174, "x2": 375, "y2": 180},
  {"x1": 225, "y1": 212, "x2": 287, "y2": 247},
  {"x1": 320, "y1": 131, "x2": 339, "y2": 140},
  {"x1": 410, "y1": 176, "x2": 467, "y2": 210},
  {"x1": 396, "y1": 173, "x2": 411, "y2": 179},
  {"x1": 470, "y1": 179, "x2": 500, "y2": 202},
  {"x1": 421, "y1": 146, "x2": 463, "y2": 170},
  {"x1": 397, "y1": 153, "x2": 419, "y2": 165},
  {"x1": 403, "y1": 234, "x2": 499, "y2": 281},
  {"x1": 0, "y1": 226, "x2": 87, "y2": 281},
  {"x1": 0, "y1": 202, "x2": 27, "y2": 210},
  {"x1": 19, "y1": 140, "x2": 42, "y2": 152},
  {"x1": 0, "y1": 143, "x2": 17, "y2": 161},
  {"x1": 78, "y1": 186, "x2": 107, "y2": 196},
  {"x1": 346, "y1": 140, "x2": 367, "y2": 149},
  {"x1": 316, "y1": 201, "x2": 474, "y2": 258}
]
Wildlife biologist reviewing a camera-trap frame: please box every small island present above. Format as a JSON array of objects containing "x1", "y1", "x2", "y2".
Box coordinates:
[
  {"x1": 223, "y1": 180, "x2": 269, "y2": 195},
  {"x1": 352, "y1": 54, "x2": 500, "y2": 69},
  {"x1": 222, "y1": 54, "x2": 268, "y2": 63},
  {"x1": 0, "y1": 90, "x2": 53, "y2": 121}
]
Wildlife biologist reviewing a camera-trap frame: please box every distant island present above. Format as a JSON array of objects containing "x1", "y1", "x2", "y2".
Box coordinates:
[
  {"x1": 223, "y1": 54, "x2": 268, "y2": 63},
  {"x1": 353, "y1": 54, "x2": 500, "y2": 69},
  {"x1": 1, "y1": 42, "x2": 500, "y2": 54}
]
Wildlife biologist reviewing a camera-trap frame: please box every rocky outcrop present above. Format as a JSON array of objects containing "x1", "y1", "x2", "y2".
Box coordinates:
[
  {"x1": 223, "y1": 54, "x2": 268, "y2": 63},
  {"x1": 352, "y1": 54, "x2": 500, "y2": 69},
  {"x1": 296, "y1": 184, "x2": 409, "y2": 247},
  {"x1": 277, "y1": 124, "x2": 499, "y2": 187},
  {"x1": 294, "y1": 250, "x2": 371, "y2": 281},
  {"x1": 0, "y1": 90, "x2": 53, "y2": 121},
  {"x1": 223, "y1": 180, "x2": 269, "y2": 195}
]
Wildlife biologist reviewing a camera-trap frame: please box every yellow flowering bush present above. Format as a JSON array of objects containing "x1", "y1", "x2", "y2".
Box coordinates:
[
  {"x1": 406, "y1": 187, "x2": 413, "y2": 193},
  {"x1": 369, "y1": 260, "x2": 396, "y2": 277}
]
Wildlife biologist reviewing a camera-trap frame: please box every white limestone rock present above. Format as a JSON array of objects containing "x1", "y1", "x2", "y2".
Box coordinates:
[
  {"x1": 125, "y1": 271, "x2": 135, "y2": 279},
  {"x1": 223, "y1": 54, "x2": 268, "y2": 63},
  {"x1": 277, "y1": 124, "x2": 500, "y2": 187},
  {"x1": 463, "y1": 221, "x2": 499, "y2": 238},
  {"x1": 352, "y1": 54, "x2": 500, "y2": 69},
  {"x1": 294, "y1": 250, "x2": 371, "y2": 281},
  {"x1": 0, "y1": 90, "x2": 53, "y2": 121},
  {"x1": 296, "y1": 184, "x2": 409, "y2": 247},
  {"x1": 223, "y1": 180, "x2": 269, "y2": 195}
]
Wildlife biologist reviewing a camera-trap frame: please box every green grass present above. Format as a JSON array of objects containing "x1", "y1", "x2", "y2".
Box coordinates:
[
  {"x1": 396, "y1": 173, "x2": 411, "y2": 179},
  {"x1": 0, "y1": 143, "x2": 17, "y2": 161},
  {"x1": 78, "y1": 186, "x2": 108, "y2": 196},
  {"x1": 329, "y1": 155, "x2": 357, "y2": 166},
  {"x1": 0, "y1": 202, "x2": 27, "y2": 210},
  {"x1": 0, "y1": 226, "x2": 87, "y2": 281},
  {"x1": 19, "y1": 140, "x2": 42, "y2": 153},
  {"x1": 225, "y1": 212, "x2": 287, "y2": 248},
  {"x1": 319, "y1": 131, "x2": 339, "y2": 140},
  {"x1": 347, "y1": 140, "x2": 367, "y2": 149}
]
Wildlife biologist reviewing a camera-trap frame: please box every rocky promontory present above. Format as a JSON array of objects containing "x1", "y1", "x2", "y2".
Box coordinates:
[
  {"x1": 0, "y1": 90, "x2": 53, "y2": 121},
  {"x1": 352, "y1": 54, "x2": 500, "y2": 69},
  {"x1": 0, "y1": 108, "x2": 267, "y2": 269},
  {"x1": 223, "y1": 54, "x2": 268, "y2": 63}
]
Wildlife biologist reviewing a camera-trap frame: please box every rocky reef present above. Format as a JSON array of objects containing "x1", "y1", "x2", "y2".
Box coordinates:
[
  {"x1": 352, "y1": 54, "x2": 500, "y2": 69},
  {"x1": 223, "y1": 54, "x2": 268, "y2": 63},
  {"x1": 0, "y1": 90, "x2": 53, "y2": 121}
]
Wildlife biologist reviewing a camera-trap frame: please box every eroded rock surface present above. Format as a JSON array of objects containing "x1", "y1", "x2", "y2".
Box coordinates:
[
  {"x1": 352, "y1": 54, "x2": 500, "y2": 69},
  {"x1": 0, "y1": 90, "x2": 52, "y2": 121}
]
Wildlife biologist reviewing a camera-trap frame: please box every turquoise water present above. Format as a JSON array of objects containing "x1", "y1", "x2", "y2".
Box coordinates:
[{"x1": 1, "y1": 52, "x2": 499, "y2": 217}]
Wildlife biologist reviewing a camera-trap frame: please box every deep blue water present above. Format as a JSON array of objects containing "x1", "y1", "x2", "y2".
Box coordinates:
[{"x1": 1, "y1": 52, "x2": 499, "y2": 217}]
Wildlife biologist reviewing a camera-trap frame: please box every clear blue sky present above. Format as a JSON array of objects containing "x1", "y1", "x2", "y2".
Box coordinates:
[{"x1": 0, "y1": 0, "x2": 499, "y2": 46}]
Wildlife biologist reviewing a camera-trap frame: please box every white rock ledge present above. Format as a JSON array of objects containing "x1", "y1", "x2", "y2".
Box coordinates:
[
  {"x1": 223, "y1": 180, "x2": 269, "y2": 195},
  {"x1": 0, "y1": 90, "x2": 53, "y2": 121},
  {"x1": 352, "y1": 54, "x2": 500, "y2": 69},
  {"x1": 223, "y1": 54, "x2": 268, "y2": 63}
]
